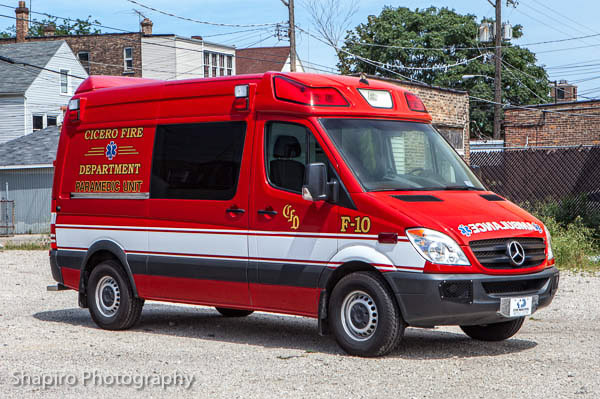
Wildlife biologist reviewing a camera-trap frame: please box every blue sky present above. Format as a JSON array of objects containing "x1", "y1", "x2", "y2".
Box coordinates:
[{"x1": 2, "y1": 0, "x2": 600, "y2": 99}]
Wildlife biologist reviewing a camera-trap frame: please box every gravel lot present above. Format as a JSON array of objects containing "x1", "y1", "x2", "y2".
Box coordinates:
[{"x1": 0, "y1": 250, "x2": 598, "y2": 398}]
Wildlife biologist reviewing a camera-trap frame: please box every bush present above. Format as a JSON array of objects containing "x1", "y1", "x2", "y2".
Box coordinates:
[{"x1": 535, "y1": 215, "x2": 599, "y2": 271}]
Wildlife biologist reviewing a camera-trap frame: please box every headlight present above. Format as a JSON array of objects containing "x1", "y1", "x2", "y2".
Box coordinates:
[
  {"x1": 544, "y1": 224, "x2": 554, "y2": 260},
  {"x1": 406, "y1": 228, "x2": 470, "y2": 265}
]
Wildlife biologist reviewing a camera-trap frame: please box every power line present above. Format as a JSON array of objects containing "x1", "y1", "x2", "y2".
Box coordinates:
[
  {"x1": 124, "y1": 0, "x2": 283, "y2": 28},
  {"x1": 346, "y1": 31, "x2": 600, "y2": 52}
]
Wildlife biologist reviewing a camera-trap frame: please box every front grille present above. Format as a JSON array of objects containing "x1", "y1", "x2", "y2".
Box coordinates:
[
  {"x1": 482, "y1": 278, "x2": 548, "y2": 294},
  {"x1": 469, "y1": 237, "x2": 546, "y2": 269}
]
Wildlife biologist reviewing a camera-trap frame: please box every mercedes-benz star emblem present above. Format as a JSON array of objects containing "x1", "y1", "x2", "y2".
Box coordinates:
[{"x1": 507, "y1": 241, "x2": 526, "y2": 266}]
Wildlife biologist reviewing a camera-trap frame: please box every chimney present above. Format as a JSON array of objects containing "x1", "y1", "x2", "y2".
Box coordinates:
[
  {"x1": 43, "y1": 23, "x2": 56, "y2": 37},
  {"x1": 140, "y1": 18, "x2": 153, "y2": 35},
  {"x1": 15, "y1": 1, "x2": 29, "y2": 42}
]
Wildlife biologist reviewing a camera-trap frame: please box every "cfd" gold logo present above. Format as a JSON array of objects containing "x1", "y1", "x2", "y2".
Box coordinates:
[{"x1": 283, "y1": 204, "x2": 300, "y2": 230}]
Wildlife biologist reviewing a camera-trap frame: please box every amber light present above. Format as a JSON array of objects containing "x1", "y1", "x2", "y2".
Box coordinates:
[
  {"x1": 273, "y1": 76, "x2": 349, "y2": 107},
  {"x1": 405, "y1": 92, "x2": 427, "y2": 112},
  {"x1": 378, "y1": 232, "x2": 398, "y2": 244}
]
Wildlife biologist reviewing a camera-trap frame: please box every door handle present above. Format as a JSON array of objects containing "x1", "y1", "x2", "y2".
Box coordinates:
[
  {"x1": 258, "y1": 209, "x2": 278, "y2": 216},
  {"x1": 226, "y1": 207, "x2": 246, "y2": 214}
]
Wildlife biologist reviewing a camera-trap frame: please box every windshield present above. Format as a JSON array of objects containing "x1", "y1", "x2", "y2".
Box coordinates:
[{"x1": 321, "y1": 119, "x2": 485, "y2": 191}]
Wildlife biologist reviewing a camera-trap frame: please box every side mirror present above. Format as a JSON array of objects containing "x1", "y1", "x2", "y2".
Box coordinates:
[{"x1": 302, "y1": 163, "x2": 328, "y2": 202}]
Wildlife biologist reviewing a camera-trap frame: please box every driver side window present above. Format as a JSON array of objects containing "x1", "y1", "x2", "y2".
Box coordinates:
[{"x1": 265, "y1": 122, "x2": 329, "y2": 193}]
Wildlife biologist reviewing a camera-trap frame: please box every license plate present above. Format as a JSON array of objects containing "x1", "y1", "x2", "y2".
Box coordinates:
[{"x1": 500, "y1": 296, "x2": 533, "y2": 317}]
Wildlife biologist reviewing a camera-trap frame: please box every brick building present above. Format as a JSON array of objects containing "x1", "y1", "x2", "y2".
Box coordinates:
[
  {"x1": 504, "y1": 100, "x2": 600, "y2": 147},
  {"x1": 236, "y1": 46, "x2": 304, "y2": 74},
  {"x1": 368, "y1": 76, "x2": 471, "y2": 160},
  {"x1": 0, "y1": 1, "x2": 234, "y2": 80},
  {"x1": 551, "y1": 80, "x2": 578, "y2": 103}
]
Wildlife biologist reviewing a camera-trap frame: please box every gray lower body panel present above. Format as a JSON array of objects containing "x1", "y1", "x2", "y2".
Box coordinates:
[{"x1": 384, "y1": 267, "x2": 559, "y2": 327}]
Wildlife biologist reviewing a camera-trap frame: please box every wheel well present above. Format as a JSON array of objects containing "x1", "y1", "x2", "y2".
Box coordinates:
[
  {"x1": 79, "y1": 250, "x2": 122, "y2": 307},
  {"x1": 318, "y1": 261, "x2": 401, "y2": 335}
]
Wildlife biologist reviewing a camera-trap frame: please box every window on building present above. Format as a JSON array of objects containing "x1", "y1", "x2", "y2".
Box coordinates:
[
  {"x1": 78, "y1": 51, "x2": 90, "y2": 74},
  {"x1": 124, "y1": 47, "x2": 133, "y2": 71},
  {"x1": 60, "y1": 69, "x2": 69, "y2": 94},
  {"x1": 204, "y1": 52, "x2": 234, "y2": 77},
  {"x1": 33, "y1": 115, "x2": 44, "y2": 131},
  {"x1": 227, "y1": 55, "x2": 233, "y2": 75},
  {"x1": 204, "y1": 53, "x2": 210, "y2": 77},
  {"x1": 556, "y1": 87, "x2": 565, "y2": 100},
  {"x1": 150, "y1": 122, "x2": 247, "y2": 200},
  {"x1": 211, "y1": 53, "x2": 217, "y2": 77},
  {"x1": 47, "y1": 116, "x2": 58, "y2": 126},
  {"x1": 219, "y1": 54, "x2": 225, "y2": 76}
]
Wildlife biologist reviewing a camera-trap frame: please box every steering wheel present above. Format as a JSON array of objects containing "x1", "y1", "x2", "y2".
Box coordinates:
[{"x1": 408, "y1": 167, "x2": 425, "y2": 176}]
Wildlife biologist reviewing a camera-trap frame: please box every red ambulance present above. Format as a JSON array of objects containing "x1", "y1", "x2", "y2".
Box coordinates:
[{"x1": 48, "y1": 72, "x2": 559, "y2": 356}]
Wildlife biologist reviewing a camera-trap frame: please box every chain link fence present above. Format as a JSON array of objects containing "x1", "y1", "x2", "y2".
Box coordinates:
[
  {"x1": 471, "y1": 145, "x2": 600, "y2": 213},
  {"x1": 0, "y1": 200, "x2": 15, "y2": 236}
]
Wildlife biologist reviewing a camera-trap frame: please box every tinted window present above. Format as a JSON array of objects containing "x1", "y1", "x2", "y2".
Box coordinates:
[
  {"x1": 265, "y1": 122, "x2": 329, "y2": 193},
  {"x1": 151, "y1": 122, "x2": 246, "y2": 200}
]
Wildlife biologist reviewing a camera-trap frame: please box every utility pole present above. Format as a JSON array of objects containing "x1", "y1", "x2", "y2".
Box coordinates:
[
  {"x1": 280, "y1": 0, "x2": 297, "y2": 72},
  {"x1": 493, "y1": 0, "x2": 502, "y2": 140}
]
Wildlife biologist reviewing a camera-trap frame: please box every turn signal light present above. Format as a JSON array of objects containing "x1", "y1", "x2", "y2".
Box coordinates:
[
  {"x1": 405, "y1": 92, "x2": 427, "y2": 112},
  {"x1": 378, "y1": 232, "x2": 398, "y2": 244},
  {"x1": 274, "y1": 76, "x2": 349, "y2": 107}
]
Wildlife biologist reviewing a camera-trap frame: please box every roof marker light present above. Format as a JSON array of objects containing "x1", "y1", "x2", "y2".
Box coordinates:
[
  {"x1": 273, "y1": 76, "x2": 349, "y2": 107},
  {"x1": 405, "y1": 92, "x2": 427, "y2": 112},
  {"x1": 357, "y1": 89, "x2": 393, "y2": 109},
  {"x1": 234, "y1": 84, "x2": 249, "y2": 98},
  {"x1": 68, "y1": 98, "x2": 79, "y2": 111}
]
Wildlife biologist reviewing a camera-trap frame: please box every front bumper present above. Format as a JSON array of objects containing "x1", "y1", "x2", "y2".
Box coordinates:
[
  {"x1": 49, "y1": 249, "x2": 63, "y2": 284},
  {"x1": 385, "y1": 267, "x2": 559, "y2": 327}
]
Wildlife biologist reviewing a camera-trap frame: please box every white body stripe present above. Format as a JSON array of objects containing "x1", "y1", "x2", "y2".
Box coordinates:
[{"x1": 55, "y1": 225, "x2": 425, "y2": 271}]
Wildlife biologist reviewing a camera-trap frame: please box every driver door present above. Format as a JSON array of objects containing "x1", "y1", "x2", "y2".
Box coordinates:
[{"x1": 248, "y1": 117, "x2": 339, "y2": 316}]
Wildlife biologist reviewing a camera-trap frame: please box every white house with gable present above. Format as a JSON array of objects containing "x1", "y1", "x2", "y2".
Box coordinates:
[{"x1": 0, "y1": 40, "x2": 87, "y2": 143}]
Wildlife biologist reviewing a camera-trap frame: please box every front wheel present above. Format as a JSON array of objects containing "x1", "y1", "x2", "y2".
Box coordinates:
[
  {"x1": 460, "y1": 317, "x2": 525, "y2": 341},
  {"x1": 329, "y1": 271, "x2": 405, "y2": 357},
  {"x1": 87, "y1": 260, "x2": 144, "y2": 330}
]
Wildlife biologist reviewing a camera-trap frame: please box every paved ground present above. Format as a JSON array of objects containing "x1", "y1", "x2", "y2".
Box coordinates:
[{"x1": 0, "y1": 250, "x2": 598, "y2": 398}]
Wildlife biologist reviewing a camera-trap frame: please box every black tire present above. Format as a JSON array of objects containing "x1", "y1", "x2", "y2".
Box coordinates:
[
  {"x1": 87, "y1": 260, "x2": 144, "y2": 330},
  {"x1": 460, "y1": 317, "x2": 525, "y2": 341},
  {"x1": 215, "y1": 307, "x2": 254, "y2": 317},
  {"x1": 328, "y1": 271, "x2": 405, "y2": 357}
]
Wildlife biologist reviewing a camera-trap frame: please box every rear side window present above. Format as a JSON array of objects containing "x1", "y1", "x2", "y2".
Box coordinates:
[{"x1": 150, "y1": 122, "x2": 246, "y2": 200}]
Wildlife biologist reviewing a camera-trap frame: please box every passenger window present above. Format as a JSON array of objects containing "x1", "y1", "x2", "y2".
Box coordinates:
[
  {"x1": 150, "y1": 122, "x2": 246, "y2": 200},
  {"x1": 265, "y1": 122, "x2": 328, "y2": 193}
]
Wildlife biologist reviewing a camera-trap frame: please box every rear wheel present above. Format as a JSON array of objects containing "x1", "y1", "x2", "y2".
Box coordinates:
[
  {"x1": 460, "y1": 317, "x2": 525, "y2": 341},
  {"x1": 215, "y1": 307, "x2": 254, "y2": 317},
  {"x1": 87, "y1": 260, "x2": 144, "y2": 330},
  {"x1": 329, "y1": 271, "x2": 404, "y2": 357}
]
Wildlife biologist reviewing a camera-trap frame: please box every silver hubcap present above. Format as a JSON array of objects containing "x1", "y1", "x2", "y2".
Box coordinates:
[
  {"x1": 341, "y1": 290, "x2": 378, "y2": 341},
  {"x1": 95, "y1": 276, "x2": 120, "y2": 318}
]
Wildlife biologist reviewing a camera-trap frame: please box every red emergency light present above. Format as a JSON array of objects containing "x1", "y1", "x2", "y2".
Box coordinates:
[
  {"x1": 404, "y1": 92, "x2": 427, "y2": 112},
  {"x1": 274, "y1": 76, "x2": 349, "y2": 107}
]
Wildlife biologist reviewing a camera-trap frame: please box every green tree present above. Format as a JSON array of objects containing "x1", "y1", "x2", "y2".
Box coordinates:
[
  {"x1": 339, "y1": 6, "x2": 551, "y2": 138},
  {"x1": 1, "y1": 15, "x2": 101, "y2": 37}
]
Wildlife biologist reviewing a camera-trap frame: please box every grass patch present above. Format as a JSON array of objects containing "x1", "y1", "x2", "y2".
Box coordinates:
[{"x1": 1, "y1": 241, "x2": 49, "y2": 251}]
